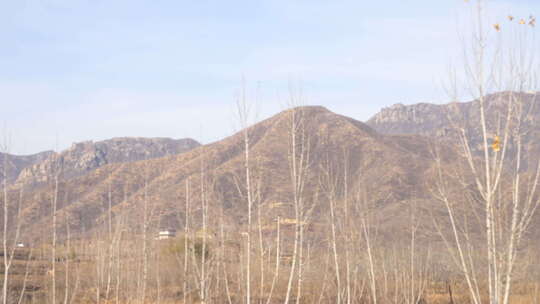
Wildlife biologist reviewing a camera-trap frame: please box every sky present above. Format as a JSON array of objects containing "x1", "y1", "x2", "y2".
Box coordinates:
[{"x1": 1, "y1": 0, "x2": 539, "y2": 154}]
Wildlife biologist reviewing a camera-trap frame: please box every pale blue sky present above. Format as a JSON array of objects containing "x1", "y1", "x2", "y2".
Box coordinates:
[{"x1": 1, "y1": 0, "x2": 538, "y2": 154}]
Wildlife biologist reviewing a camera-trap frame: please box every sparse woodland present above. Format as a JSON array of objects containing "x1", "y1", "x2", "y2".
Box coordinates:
[{"x1": 2, "y1": 1, "x2": 540, "y2": 304}]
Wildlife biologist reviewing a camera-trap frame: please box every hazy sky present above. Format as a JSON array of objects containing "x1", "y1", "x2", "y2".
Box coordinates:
[{"x1": 1, "y1": 0, "x2": 539, "y2": 154}]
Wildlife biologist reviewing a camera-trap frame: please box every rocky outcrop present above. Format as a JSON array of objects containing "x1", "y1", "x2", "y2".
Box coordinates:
[
  {"x1": 367, "y1": 92, "x2": 540, "y2": 154},
  {"x1": 0, "y1": 151, "x2": 54, "y2": 184},
  {"x1": 368, "y1": 102, "x2": 451, "y2": 135},
  {"x1": 15, "y1": 137, "x2": 200, "y2": 186}
]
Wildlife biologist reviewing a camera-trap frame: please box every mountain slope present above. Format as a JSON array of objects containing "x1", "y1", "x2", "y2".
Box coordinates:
[
  {"x1": 15, "y1": 106, "x2": 445, "y2": 243},
  {"x1": 15, "y1": 137, "x2": 200, "y2": 186}
]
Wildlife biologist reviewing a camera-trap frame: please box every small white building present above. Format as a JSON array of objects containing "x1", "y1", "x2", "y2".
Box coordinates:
[
  {"x1": 16, "y1": 243, "x2": 25, "y2": 248},
  {"x1": 157, "y1": 229, "x2": 176, "y2": 240}
]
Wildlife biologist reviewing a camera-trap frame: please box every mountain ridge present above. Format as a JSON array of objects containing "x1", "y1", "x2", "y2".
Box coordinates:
[
  {"x1": 0, "y1": 150, "x2": 54, "y2": 183},
  {"x1": 13, "y1": 137, "x2": 200, "y2": 187},
  {"x1": 13, "y1": 105, "x2": 444, "y2": 244},
  {"x1": 7, "y1": 93, "x2": 540, "y2": 245}
]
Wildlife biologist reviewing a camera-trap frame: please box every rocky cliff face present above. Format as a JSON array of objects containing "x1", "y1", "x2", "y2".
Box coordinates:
[
  {"x1": 368, "y1": 102, "x2": 454, "y2": 135},
  {"x1": 367, "y1": 92, "x2": 540, "y2": 156},
  {"x1": 0, "y1": 151, "x2": 54, "y2": 183},
  {"x1": 15, "y1": 137, "x2": 200, "y2": 186}
]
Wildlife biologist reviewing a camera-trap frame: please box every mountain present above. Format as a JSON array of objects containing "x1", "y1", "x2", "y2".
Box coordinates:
[
  {"x1": 5, "y1": 97, "x2": 540, "y2": 303},
  {"x1": 0, "y1": 151, "x2": 54, "y2": 183},
  {"x1": 367, "y1": 92, "x2": 540, "y2": 157},
  {"x1": 11, "y1": 93, "x2": 540, "y2": 245},
  {"x1": 14, "y1": 106, "x2": 447, "y2": 244},
  {"x1": 14, "y1": 137, "x2": 201, "y2": 186}
]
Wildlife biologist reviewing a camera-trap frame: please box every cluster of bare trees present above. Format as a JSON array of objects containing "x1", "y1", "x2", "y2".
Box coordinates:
[
  {"x1": 0, "y1": 134, "x2": 29, "y2": 304},
  {"x1": 433, "y1": 1, "x2": 540, "y2": 304},
  {"x1": 0, "y1": 107, "x2": 440, "y2": 304},
  {"x1": 1, "y1": 1, "x2": 540, "y2": 303},
  {"x1": 2, "y1": 106, "x2": 540, "y2": 304}
]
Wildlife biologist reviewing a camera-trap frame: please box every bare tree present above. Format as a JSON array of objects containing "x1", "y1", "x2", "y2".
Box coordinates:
[
  {"x1": 50, "y1": 153, "x2": 62, "y2": 304},
  {"x1": 435, "y1": 2, "x2": 540, "y2": 303},
  {"x1": 140, "y1": 162, "x2": 152, "y2": 304},
  {"x1": 358, "y1": 189, "x2": 379, "y2": 304},
  {"x1": 1, "y1": 147, "x2": 25, "y2": 304},
  {"x1": 183, "y1": 178, "x2": 190, "y2": 304},
  {"x1": 16, "y1": 248, "x2": 33, "y2": 304},
  {"x1": 283, "y1": 87, "x2": 311, "y2": 304},
  {"x1": 0, "y1": 137, "x2": 9, "y2": 304},
  {"x1": 233, "y1": 79, "x2": 259, "y2": 304},
  {"x1": 319, "y1": 154, "x2": 342, "y2": 304},
  {"x1": 105, "y1": 172, "x2": 114, "y2": 300},
  {"x1": 264, "y1": 216, "x2": 280, "y2": 304},
  {"x1": 62, "y1": 216, "x2": 70, "y2": 304},
  {"x1": 199, "y1": 153, "x2": 208, "y2": 303}
]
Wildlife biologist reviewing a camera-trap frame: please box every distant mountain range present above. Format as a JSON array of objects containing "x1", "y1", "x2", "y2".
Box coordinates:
[
  {"x1": 7, "y1": 106, "x2": 445, "y2": 243},
  {"x1": 3, "y1": 91, "x2": 539, "y2": 244}
]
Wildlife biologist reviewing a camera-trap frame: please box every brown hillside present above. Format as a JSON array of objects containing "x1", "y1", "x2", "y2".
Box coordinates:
[{"x1": 14, "y1": 106, "x2": 448, "y2": 244}]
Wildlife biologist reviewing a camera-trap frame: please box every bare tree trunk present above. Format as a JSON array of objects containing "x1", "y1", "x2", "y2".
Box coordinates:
[
  {"x1": 115, "y1": 217, "x2": 123, "y2": 304},
  {"x1": 219, "y1": 189, "x2": 233, "y2": 304},
  {"x1": 328, "y1": 186, "x2": 341, "y2": 304},
  {"x1": 359, "y1": 190, "x2": 377, "y2": 304},
  {"x1": 200, "y1": 159, "x2": 207, "y2": 303},
  {"x1": 0, "y1": 160, "x2": 24, "y2": 304},
  {"x1": 0, "y1": 143, "x2": 23, "y2": 304},
  {"x1": 257, "y1": 194, "x2": 265, "y2": 304},
  {"x1": 265, "y1": 217, "x2": 280, "y2": 304},
  {"x1": 316, "y1": 245, "x2": 332, "y2": 304},
  {"x1": 184, "y1": 178, "x2": 190, "y2": 304},
  {"x1": 105, "y1": 175, "x2": 113, "y2": 300},
  {"x1": 141, "y1": 171, "x2": 149, "y2": 304},
  {"x1": 284, "y1": 100, "x2": 310, "y2": 304},
  {"x1": 283, "y1": 107, "x2": 300, "y2": 304},
  {"x1": 1, "y1": 147, "x2": 8, "y2": 304},
  {"x1": 295, "y1": 213, "x2": 305, "y2": 304},
  {"x1": 96, "y1": 235, "x2": 102, "y2": 304},
  {"x1": 68, "y1": 258, "x2": 80, "y2": 304},
  {"x1": 63, "y1": 219, "x2": 71, "y2": 304},
  {"x1": 235, "y1": 82, "x2": 254, "y2": 304},
  {"x1": 17, "y1": 248, "x2": 33, "y2": 304},
  {"x1": 51, "y1": 158, "x2": 60, "y2": 304},
  {"x1": 115, "y1": 184, "x2": 127, "y2": 304}
]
